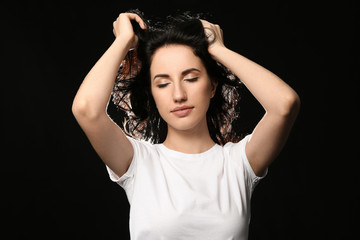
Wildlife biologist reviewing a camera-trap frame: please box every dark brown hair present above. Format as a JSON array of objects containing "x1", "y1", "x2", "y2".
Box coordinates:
[{"x1": 111, "y1": 10, "x2": 244, "y2": 145}]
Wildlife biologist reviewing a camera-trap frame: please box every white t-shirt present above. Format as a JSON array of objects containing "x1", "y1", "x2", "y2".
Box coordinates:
[{"x1": 106, "y1": 134, "x2": 267, "y2": 240}]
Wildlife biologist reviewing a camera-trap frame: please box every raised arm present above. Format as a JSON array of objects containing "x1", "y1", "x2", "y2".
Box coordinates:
[
  {"x1": 201, "y1": 20, "x2": 300, "y2": 176},
  {"x1": 72, "y1": 13, "x2": 146, "y2": 177}
]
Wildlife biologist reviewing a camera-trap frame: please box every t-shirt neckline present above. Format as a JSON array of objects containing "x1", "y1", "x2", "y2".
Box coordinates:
[{"x1": 157, "y1": 143, "x2": 220, "y2": 161}]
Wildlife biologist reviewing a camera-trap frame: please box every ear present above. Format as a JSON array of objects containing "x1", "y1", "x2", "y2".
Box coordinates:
[{"x1": 210, "y1": 80, "x2": 218, "y2": 98}]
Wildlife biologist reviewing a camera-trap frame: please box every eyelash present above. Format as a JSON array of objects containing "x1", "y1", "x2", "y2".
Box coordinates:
[
  {"x1": 185, "y1": 77, "x2": 198, "y2": 82},
  {"x1": 156, "y1": 77, "x2": 198, "y2": 88},
  {"x1": 157, "y1": 83, "x2": 169, "y2": 88}
]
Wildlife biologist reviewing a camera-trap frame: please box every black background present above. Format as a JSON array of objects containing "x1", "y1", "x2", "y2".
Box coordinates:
[{"x1": 3, "y1": 0, "x2": 358, "y2": 239}]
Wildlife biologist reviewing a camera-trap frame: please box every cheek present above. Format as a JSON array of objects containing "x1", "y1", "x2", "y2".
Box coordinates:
[
  {"x1": 151, "y1": 87, "x2": 167, "y2": 113},
  {"x1": 193, "y1": 81, "x2": 214, "y2": 103}
]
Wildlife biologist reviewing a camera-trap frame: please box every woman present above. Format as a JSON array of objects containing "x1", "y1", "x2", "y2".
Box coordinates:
[{"x1": 72, "y1": 10, "x2": 300, "y2": 240}]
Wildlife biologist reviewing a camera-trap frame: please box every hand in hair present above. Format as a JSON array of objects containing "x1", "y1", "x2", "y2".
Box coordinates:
[
  {"x1": 200, "y1": 20, "x2": 225, "y2": 56},
  {"x1": 113, "y1": 13, "x2": 147, "y2": 50}
]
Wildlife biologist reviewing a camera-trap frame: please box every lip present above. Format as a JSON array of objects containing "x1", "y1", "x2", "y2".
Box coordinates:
[{"x1": 171, "y1": 106, "x2": 194, "y2": 117}]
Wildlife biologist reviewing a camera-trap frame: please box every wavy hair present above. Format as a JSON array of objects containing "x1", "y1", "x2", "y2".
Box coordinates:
[{"x1": 110, "y1": 9, "x2": 244, "y2": 145}]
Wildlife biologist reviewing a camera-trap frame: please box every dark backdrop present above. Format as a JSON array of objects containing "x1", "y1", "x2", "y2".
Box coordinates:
[{"x1": 3, "y1": 0, "x2": 358, "y2": 239}]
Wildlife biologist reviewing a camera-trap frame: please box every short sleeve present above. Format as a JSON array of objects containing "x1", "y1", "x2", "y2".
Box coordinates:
[
  {"x1": 229, "y1": 134, "x2": 268, "y2": 192},
  {"x1": 105, "y1": 136, "x2": 141, "y2": 202}
]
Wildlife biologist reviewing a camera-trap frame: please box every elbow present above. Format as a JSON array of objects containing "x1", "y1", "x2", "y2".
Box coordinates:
[
  {"x1": 278, "y1": 91, "x2": 301, "y2": 117},
  {"x1": 72, "y1": 98, "x2": 86, "y2": 119},
  {"x1": 72, "y1": 97, "x2": 104, "y2": 122}
]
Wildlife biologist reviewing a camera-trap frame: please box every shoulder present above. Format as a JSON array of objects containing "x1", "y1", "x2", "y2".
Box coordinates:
[
  {"x1": 223, "y1": 135, "x2": 252, "y2": 156},
  {"x1": 224, "y1": 134, "x2": 267, "y2": 179},
  {"x1": 106, "y1": 137, "x2": 157, "y2": 187},
  {"x1": 127, "y1": 136, "x2": 156, "y2": 157}
]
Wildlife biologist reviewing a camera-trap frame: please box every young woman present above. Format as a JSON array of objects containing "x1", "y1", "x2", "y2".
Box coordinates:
[{"x1": 72, "y1": 10, "x2": 300, "y2": 240}]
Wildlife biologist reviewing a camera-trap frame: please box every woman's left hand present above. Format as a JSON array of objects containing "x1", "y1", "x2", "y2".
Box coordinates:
[{"x1": 200, "y1": 20, "x2": 226, "y2": 55}]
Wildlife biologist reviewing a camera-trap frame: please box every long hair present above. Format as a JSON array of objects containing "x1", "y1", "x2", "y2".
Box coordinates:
[{"x1": 110, "y1": 9, "x2": 243, "y2": 145}]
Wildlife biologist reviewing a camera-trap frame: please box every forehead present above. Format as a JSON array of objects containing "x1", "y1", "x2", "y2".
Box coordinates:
[{"x1": 150, "y1": 44, "x2": 204, "y2": 76}]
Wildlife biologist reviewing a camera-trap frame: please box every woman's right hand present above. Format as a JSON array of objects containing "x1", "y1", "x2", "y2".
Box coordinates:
[{"x1": 113, "y1": 13, "x2": 147, "y2": 49}]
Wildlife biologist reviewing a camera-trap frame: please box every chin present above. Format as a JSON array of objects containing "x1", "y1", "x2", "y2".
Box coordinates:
[{"x1": 165, "y1": 116, "x2": 207, "y2": 132}]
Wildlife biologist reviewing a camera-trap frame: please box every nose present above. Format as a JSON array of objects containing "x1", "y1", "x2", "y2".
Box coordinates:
[{"x1": 173, "y1": 82, "x2": 187, "y2": 103}]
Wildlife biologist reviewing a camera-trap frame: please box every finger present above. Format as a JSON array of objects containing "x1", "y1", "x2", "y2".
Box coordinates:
[
  {"x1": 112, "y1": 21, "x2": 116, "y2": 36},
  {"x1": 126, "y1": 13, "x2": 147, "y2": 29},
  {"x1": 200, "y1": 19, "x2": 211, "y2": 28}
]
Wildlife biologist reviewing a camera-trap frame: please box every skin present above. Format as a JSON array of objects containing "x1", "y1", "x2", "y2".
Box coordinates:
[
  {"x1": 201, "y1": 20, "x2": 300, "y2": 176},
  {"x1": 72, "y1": 13, "x2": 300, "y2": 178},
  {"x1": 150, "y1": 44, "x2": 217, "y2": 154}
]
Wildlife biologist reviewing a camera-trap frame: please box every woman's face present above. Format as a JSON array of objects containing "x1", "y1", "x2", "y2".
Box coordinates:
[{"x1": 150, "y1": 44, "x2": 217, "y2": 133}]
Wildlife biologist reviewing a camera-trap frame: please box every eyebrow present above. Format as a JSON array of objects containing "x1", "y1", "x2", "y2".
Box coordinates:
[{"x1": 153, "y1": 68, "x2": 201, "y2": 81}]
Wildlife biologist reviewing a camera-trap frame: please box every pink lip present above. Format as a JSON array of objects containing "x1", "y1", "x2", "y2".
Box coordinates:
[{"x1": 171, "y1": 106, "x2": 194, "y2": 117}]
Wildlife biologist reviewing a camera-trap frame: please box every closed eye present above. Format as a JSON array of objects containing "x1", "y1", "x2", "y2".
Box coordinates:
[
  {"x1": 185, "y1": 77, "x2": 198, "y2": 82},
  {"x1": 157, "y1": 83, "x2": 170, "y2": 88}
]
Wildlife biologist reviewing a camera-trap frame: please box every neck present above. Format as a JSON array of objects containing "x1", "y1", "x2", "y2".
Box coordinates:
[{"x1": 163, "y1": 119, "x2": 216, "y2": 154}]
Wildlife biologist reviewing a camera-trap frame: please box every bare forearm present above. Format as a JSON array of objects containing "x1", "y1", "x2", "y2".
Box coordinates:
[
  {"x1": 73, "y1": 37, "x2": 131, "y2": 118},
  {"x1": 211, "y1": 46, "x2": 300, "y2": 116}
]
